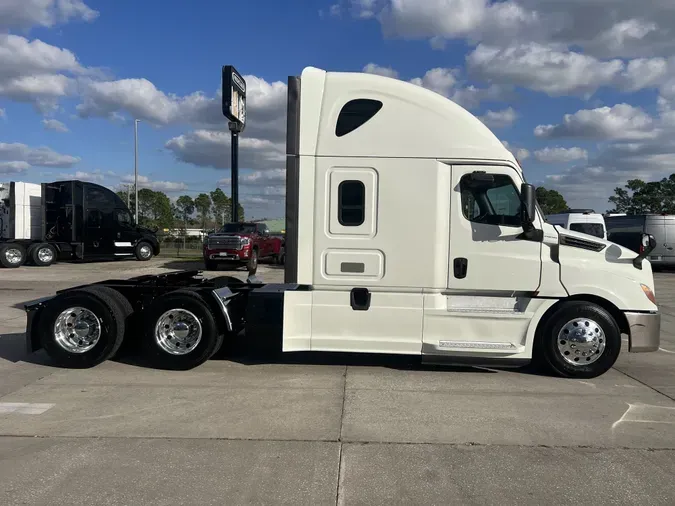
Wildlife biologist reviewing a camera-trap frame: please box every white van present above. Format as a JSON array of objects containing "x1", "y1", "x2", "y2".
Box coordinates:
[{"x1": 546, "y1": 210, "x2": 607, "y2": 239}]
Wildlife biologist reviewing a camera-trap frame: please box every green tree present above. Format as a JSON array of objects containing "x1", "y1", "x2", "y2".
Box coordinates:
[
  {"x1": 194, "y1": 193, "x2": 212, "y2": 230},
  {"x1": 210, "y1": 188, "x2": 231, "y2": 226},
  {"x1": 535, "y1": 187, "x2": 568, "y2": 214},
  {"x1": 135, "y1": 188, "x2": 173, "y2": 229},
  {"x1": 608, "y1": 174, "x2": 675, "y2": 214},
  {"x1": 175, "y1": 195, "x2": 195, "y2": 227}
]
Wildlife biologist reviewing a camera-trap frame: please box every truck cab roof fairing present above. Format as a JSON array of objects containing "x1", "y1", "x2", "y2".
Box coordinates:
[{"x1": 298, "y1": 66, "x2": 516, "y2": 164}]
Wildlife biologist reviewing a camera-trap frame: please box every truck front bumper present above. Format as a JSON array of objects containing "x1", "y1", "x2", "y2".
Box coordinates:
[{"x1": 625, "y1": 311, "x2": 660, "y2": 352}]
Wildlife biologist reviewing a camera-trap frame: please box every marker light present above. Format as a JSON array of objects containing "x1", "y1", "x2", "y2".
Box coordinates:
[{"x1": 641, "y1": 284, "x2": 657, "y2": 305}]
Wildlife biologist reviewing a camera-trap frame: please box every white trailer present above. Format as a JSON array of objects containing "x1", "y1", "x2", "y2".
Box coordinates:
[{"x1": 23, "y1": 66, "x2": 660, "y2": 378}]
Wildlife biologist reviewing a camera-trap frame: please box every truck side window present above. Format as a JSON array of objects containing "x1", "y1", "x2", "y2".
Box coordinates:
[
  {"x1": 338, "y1": 180, "x2": 365, "y2": 226},
  {"x1": 336, "y1": 99, "x2": 383, "y2": 137},
  {"x1": 115, "y1": 209, "x2": 132, "y2": 228},
  {"x1": 460, "y1": 174, "x2": 522, "y2": 227}
]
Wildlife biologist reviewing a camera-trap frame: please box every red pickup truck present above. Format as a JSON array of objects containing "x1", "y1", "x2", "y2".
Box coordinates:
[{"x1": 203, "y1": 222, "x2": 283, "y2": 274}]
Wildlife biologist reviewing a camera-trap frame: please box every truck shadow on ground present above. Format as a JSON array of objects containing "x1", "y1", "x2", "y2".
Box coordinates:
[
  {"x1": 0, "y1": 332, "x2": 51, "y2": 365},
  {"x1": 0, "y1": 331, "x2": 544, "y2": 375}
]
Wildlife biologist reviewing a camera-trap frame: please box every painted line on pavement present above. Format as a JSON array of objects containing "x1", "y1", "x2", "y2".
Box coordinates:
[{"x1": 0, "y1": 402, "x2": 54, "y2": 415}]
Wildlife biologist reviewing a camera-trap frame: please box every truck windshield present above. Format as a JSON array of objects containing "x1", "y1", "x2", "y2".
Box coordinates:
[
  {"x1": 570, "y1": 223, "x2": 605, "y2": 239},
  {"x1": 220, "y1": 223, "x2": 257, "y2": 234}
]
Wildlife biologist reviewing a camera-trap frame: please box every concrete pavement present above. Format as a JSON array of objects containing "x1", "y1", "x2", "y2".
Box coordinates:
[{"x1": 0, "y1": 259, "x2": 674, "y2": 505}]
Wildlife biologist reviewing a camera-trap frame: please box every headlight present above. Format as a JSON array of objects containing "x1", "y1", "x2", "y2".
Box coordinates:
[
  {"x1": 640, "y1": 284, "x2": 657, "y2": 305},
  {"x1": 241, "y1": 237, "x2": 251, "y2": 245}
]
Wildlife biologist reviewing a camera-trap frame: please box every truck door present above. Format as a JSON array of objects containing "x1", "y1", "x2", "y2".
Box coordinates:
[
  {"x1": 112, "y1": 208, "x2": 136, "y2": 257},
  {"x1": 448, "y1": 165, "x2": 542, "y2": 292},
  {"x1": 83, "y1": 208, "x2": 114, "y2": 259}
]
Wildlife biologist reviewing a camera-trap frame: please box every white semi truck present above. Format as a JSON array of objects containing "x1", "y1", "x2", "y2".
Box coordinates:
[{"x1": 22, "y1": 66, "x2": 660, "y2": 378}]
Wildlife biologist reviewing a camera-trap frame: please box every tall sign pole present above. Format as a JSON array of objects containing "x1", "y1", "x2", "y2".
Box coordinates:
[
  {"x1": 222, "y1": 66, "x2": 246, "y2": 223},
  {"x1": 134, "y1": 119, "x2": 140, "y2": 223}
]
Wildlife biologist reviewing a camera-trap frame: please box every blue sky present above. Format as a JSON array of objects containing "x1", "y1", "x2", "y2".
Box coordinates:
[{"x1": 2, "y1": 1, "x2": 675, "y2": 218}]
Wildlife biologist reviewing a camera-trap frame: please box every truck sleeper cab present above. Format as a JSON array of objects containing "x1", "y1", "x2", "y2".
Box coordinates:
[{"x1": 23, "y1": 67, "x2": 661, "y2": 379}]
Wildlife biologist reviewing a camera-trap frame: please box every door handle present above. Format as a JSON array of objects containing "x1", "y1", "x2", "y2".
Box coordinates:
[
  {"x1": 454, "y1": 258, "x2": 468, "y2": 279},
  {"x1": 350, "y1": 287, "x2": 371, "y2": 311}
]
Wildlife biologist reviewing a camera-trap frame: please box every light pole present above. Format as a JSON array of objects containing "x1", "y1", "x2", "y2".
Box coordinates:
[{"x1": 134, "y1": 119, "x2": 140, "y2": 223}]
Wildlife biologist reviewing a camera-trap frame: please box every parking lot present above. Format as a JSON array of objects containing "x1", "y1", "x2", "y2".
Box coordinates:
[{"x1": 1, "y1": 258, "x2": 674, "y2": 505}]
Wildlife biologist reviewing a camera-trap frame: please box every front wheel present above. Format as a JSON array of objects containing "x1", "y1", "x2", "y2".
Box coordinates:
[
  {"x1": 135, "y1": 241, "x2": 153, "y2": 261},
  {"x1": 536, "y1": 301, "x2": 621, "y2": 379},
  {"x1": 247, "y1": 248, "x2": 258, "y2": 275}
]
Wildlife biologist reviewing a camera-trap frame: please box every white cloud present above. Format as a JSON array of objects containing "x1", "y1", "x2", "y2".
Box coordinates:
[
  {"x1": 165, "y1": 129, "x2": 285, "y2": 171},
  {"x1": 534, "y1": 104, "x2": 658, "y2": 141},
  {"x1": 408, "y1": 66, "x2": 508, "y2": 109},
  {"x1": 42, "y1": 118, "x2": 68, "y2": 132},
  {"x1": 219, "y1": 169, "x2": 286, "y2": 187},
  {"x1": 0, "y1": 142, "x2": 79, "y2": 168},
  {"x1": 502, "y1": 140, "x2": 530, "y2": 161},
  {"x1": 534, "y1": 147, "x2": 589, "y2": 163},
  {"x1": 619, "y1": 57, "x2": 669, "y2": 92},
  {"x1": 58, "y1": 170, "x2": 104, "y2": 182},
  {"x1": 345, "y1": 1, "x2": 675, "y2": 59},
  {"x1": 76, "y1": 73, "x2": 288, "y2": 142},
  {"x1": 479, "y1": 107, "x2": 517, "y2": 128},
  {"x1": 76, "y1": 78, "x2": 180, "y2": 124},
  {"x1": 410, "y1": 67, "x2": 458, "y2": 96},
  {"x1": 0, "y1": 35, "x2": 91, "y2": 110},
  {"x1": 0, "y1": 0, "x2": 98, "y2": 30},
  {"x1": 120, "y1": 174, "x2": 188, "y2": 192},
  {"x1": 0, "y1": 108, "x2": 5, "y2": 118},
  {"x1": 0, "y1": 161, "x2": 31, "y2": 174},
  {"x1": 363, "y1": 63, "x2": 399, "y2": 79},
  {"x1": 467, "y1": 43, "x2": 624, "y2": 97}
]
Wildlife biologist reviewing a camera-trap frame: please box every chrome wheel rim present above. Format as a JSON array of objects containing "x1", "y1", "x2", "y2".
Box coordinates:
[
  {"x1": 557, "y1": 317, "x2": 606, "y2": 365},
  {"x1": 53, "y1": 307, "x2": 102, "y2": 353},
  {"x1": 38, "y1": 247, "x2": 54, "y2": 263},
  {"x1": 5, "y1": 248, "x2": 22, "y2": 264},
  {"x1": 155, "y1": 309, "x2": 202, "y2": 355},
  {"x1": 139, "y1": 245, "x2": 152, "y2": 258}
]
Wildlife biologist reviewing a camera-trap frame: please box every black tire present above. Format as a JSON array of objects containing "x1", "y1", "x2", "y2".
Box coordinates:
[
  {"x1": 31, "y1": 243, "x2": 57, "y2": 267},
  {"x1": 38, "y1": 286, "x2": 129, "y2": 368},
  {"x1": 135, "y1": 241, "x2": 153, "y2": 261},
  {"x1": 536, "y1": 301, "x2": 621, "y2": 379},
  {"x1": 81, "y1": 285, "x2": 134, "y2": 358},
  {"x1": 141, "y1": 289, "x2": 223, "y2": 370},
  {"x1": 247, "y1": 248, "x2": 258, "y2": 274},
  {"x1": 0, "y1": 243, "x2": 27, "y2": 268},
  {"x1": 25, "y1": 243, "x2": 39, "y2": 265}
]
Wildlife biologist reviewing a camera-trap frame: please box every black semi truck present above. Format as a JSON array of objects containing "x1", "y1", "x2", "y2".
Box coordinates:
[{"x1": 0, "y1": 180, "x2": 160, "y2": 268}]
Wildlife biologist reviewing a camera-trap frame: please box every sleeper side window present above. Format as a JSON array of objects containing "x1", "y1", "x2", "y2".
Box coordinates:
[
  {"x1": 335, "y1": 99, "x2": 383, "y2": 137},
  {"x1": 460, "y1": 174, "x2": 523, "y2": 227},
  {"x1": 87, "y1": 209, "x2": 103, "y2": 228},
  {"x1": 338, "y1": 180, "x2": 365, "y2": 226}
]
